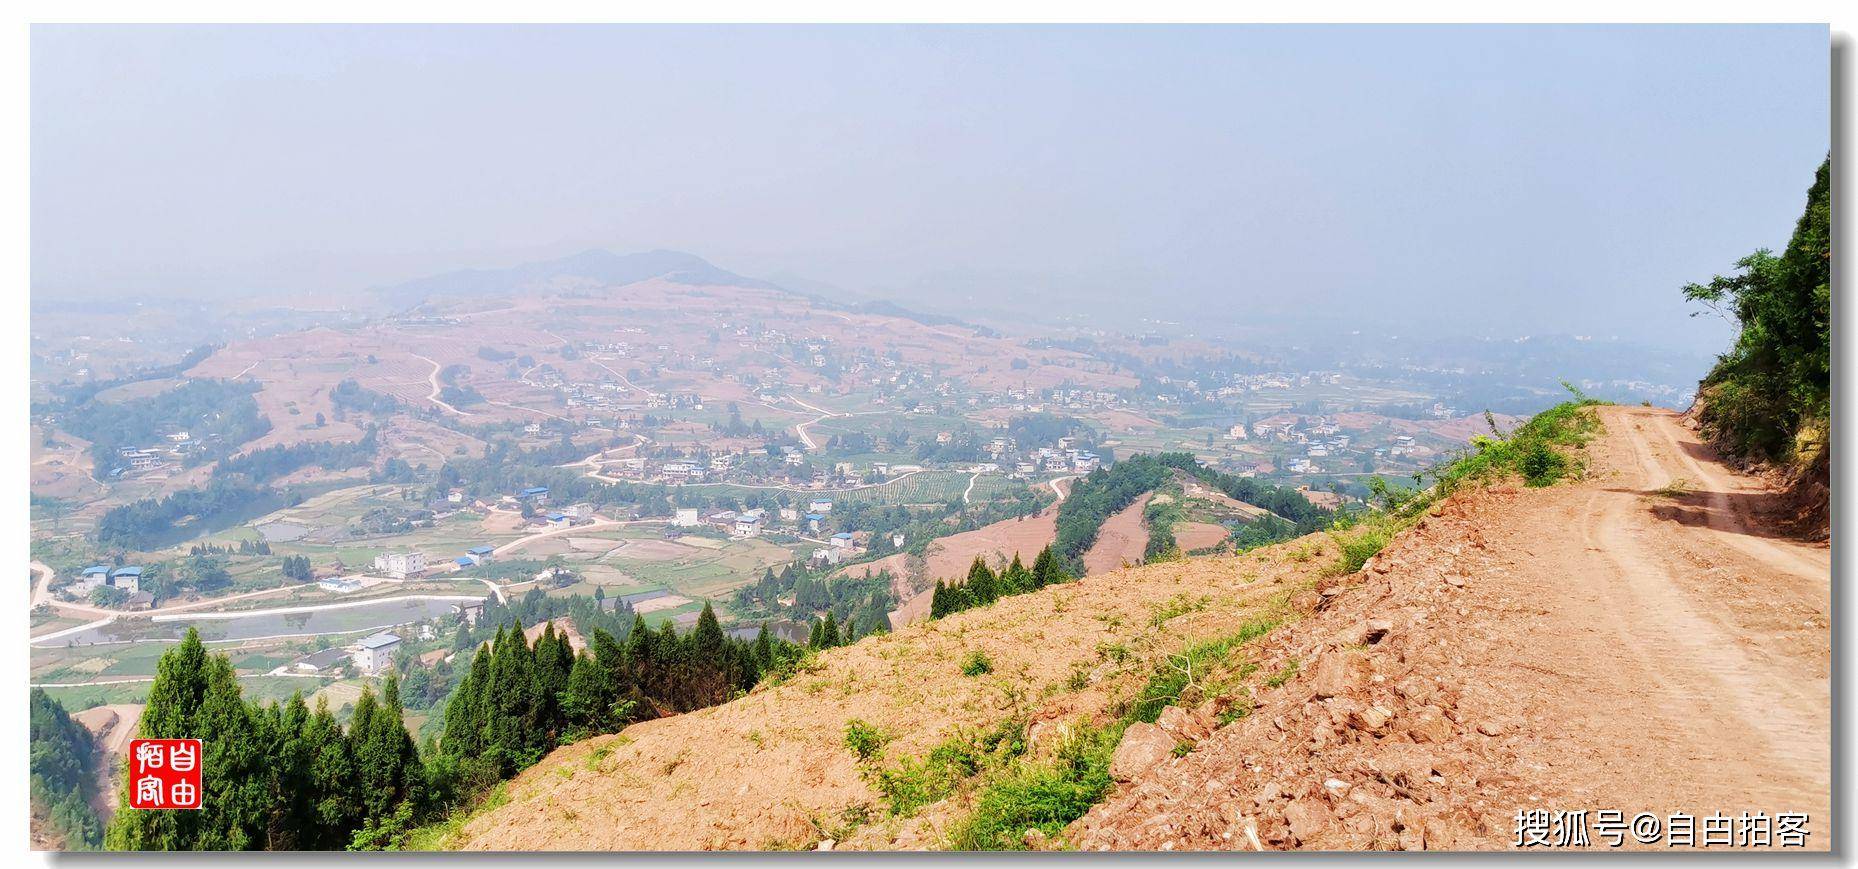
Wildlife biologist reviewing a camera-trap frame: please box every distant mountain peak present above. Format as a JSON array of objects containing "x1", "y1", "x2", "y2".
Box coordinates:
[{"x1": 375, "y1": 248, "x2": 780, "y2": 308}]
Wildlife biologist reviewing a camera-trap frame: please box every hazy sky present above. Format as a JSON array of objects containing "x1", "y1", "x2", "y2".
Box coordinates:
[{"x1": 32, "y1": 24, "x2": 1827, "y2": 351}]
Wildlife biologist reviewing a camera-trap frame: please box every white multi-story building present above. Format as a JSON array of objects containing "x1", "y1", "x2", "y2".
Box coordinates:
[
  {"x1": 372, "y1": 552, "x2": 426, "y2": 579},
  {"x1": 354, "y1": 632, "x2": 401, "y2": 674}
]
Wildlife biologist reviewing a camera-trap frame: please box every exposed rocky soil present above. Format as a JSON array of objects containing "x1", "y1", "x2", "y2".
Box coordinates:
[{"x1": 1071, "y1": 407, "x2": 1830, "y2": 850}]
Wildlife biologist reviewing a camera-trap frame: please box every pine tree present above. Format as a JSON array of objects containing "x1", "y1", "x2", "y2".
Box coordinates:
[{"x1": 929, "y1": 580, "x2": 950, "y2": 619}]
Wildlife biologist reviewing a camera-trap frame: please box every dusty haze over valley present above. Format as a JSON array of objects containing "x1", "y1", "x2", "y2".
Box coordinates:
[{"x1": 25, "y1": 22, "x2": 1831, "y2": 854}]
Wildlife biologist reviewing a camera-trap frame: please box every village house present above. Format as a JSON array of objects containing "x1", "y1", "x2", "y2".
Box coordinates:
[
  {"x1": 810, "y1": 547, "x2": 843, "y2": 567},
  {"x1": 73, "y1": 564, "x2": 109, "y2": 595},
  {"x1": 672, "y1": 507, "x2": 701, "y2": 527},
  {"x1": 318, "y1": 576, "x2": 363, "y2": 594},
  {"x1": 292, "y1": 647, "x2": 350, "y2": 674},
  {"x1": 110, "y1": 565, "x2": 142, "y2": 595},
  {"x1": 354, "y1": 632, "x2": 401, "y2": 674}
]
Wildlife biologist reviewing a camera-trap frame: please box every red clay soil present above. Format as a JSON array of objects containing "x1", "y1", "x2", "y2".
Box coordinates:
[
  {"x1": 1071, "y1": 407, "x2": 1829, "y2": 851},
  {"x1": 1083, "y1": 494, "x2": 1154, "y2": 575},
  {"x1": 1174, "y1": 521, "x2": 1230, "y2": 552},
  {"x1": 844, "y1": 509, "x2": 1060, "y2": 628}
]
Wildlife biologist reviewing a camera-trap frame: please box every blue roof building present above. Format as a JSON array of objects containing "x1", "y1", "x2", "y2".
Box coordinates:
[
  {"x1": 467, "y1": 545, "x2": 495, "y2": 556},
  {"x1": 82, "y1": 565, "x2": 109, "y2": 576},
  {"x1": 111, "y1": 566, "x2": 142, "y2": 578},
  {"x1": 455, "y1": 556, "x2": 474, "y2": 567},
  {"x1": 520, "y1": 486, "x2": 550, "y2": 498}
]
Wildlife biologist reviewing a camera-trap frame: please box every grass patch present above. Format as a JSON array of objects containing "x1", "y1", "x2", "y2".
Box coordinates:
[
  {"x1": 402, "y1": 783, "x2": 510, "y2": 851},
  {"x1": 943, "y1": 612, "x2": 1285, "y2": 850},
  {"x1": 960, "y1": 650, "x2": 994, "y2": 677},
  {"x1": 868, "y1": 719, "x2": 1027, "y2": 816}
]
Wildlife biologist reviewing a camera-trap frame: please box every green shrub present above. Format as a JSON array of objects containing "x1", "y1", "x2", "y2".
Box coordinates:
[
  {"x1": 960, "y1": 650, "x2": 993, "y2": 677},
  {"x1": 842, "y1": 719, "x2": 887, "y2": 761}
]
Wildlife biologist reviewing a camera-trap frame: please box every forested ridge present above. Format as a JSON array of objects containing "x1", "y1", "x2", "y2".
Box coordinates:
[
  {"x1": 30, "y1": 689, "x2": 103, "y2": 850},
  {"x1": 1051, "y1": 452, "x2": 1329, "y2": 574}
]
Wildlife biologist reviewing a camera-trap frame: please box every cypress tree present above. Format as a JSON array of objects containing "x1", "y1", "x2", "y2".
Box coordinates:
[
  {"x1": 559, "y1": 652, "x2": 605, "y2": 738},
  {"x1": 965, "y1": 557, "x2": 998, "y2": 605},
  {"x1": 1031, "y1": 546, "x2": 1061, "y2": 588},
  {"x1": 752, "y1": 625, "x2": 773, "y2": 671},
  {"x1": 440, "y1": 643, "x2": 489, "y2": 757},
  {"x1": 623, "y1": 613, "x2": 653, "y2": 693},
  {"x1": 820, "y1": 612, "x2": 840, "y2": 649},
  {"x1": 1002, "y1": 553, "x2": 1030, "y2": 595},
  {"x1": 108, "y1": 629, "x2": 210, "y2": 850},
  {"x1": 304, "y1": 696, "x2": 359, "y2": 848}
]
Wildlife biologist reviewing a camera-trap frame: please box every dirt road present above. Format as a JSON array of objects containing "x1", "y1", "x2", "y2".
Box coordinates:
[
  {"x1": 412, "y1": 353, "x2": 475, "y2": 416},
  {"x1": 1540, "y1": 406, "x2": 1830, "y2": 821},
  {"x1": 1077, "y1": 405, "x2": 1831, "y2": 849}
]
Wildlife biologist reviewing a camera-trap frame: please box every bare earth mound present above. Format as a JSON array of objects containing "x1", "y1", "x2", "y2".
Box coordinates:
[{"x1": 1083, "y1": 494, "x2": 1153, "y2": 575}]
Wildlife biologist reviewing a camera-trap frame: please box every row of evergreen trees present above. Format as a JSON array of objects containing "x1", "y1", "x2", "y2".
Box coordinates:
[
  {"x1": 106, "y1": 602, "x2": 805, "y2": 850},
  {"x1": 107, "y1": 630, "x2": 426, "y2": 851},
  {"x1": 927, "y1": 546, "x2": 1068, "y2": 620},
  {"x1": 435, "y1": 606, "x2": 800, "y2": 796}
]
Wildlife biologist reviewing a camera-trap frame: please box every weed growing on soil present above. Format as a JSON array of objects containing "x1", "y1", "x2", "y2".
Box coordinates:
[
  {"x1": 843, "y1": 719, "x2": 888, "y2": 761},
  {"x1": 960, "y1": 650, "x2": 994, "y2": 677},
  {"x1": 866, "y1": 719, "x2": 1028, "y2": 816},
  {"x1": 1652, "y1": 478, "x2": 1692, "y2": 499}
]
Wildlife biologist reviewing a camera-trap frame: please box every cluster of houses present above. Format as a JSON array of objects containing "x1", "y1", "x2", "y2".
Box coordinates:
[
  {"x1": 485, "y1": 487, "x2": 599, "y2": 528},
  {"x1": 669, "y1": 496, "x2": 841, "y2": 540},
  {"x1": 70, "y1": 564, "x2": 153, "y2": 609},
  {"x1": 110, "y1": 430, "x2": 216, "y2": 478}
]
